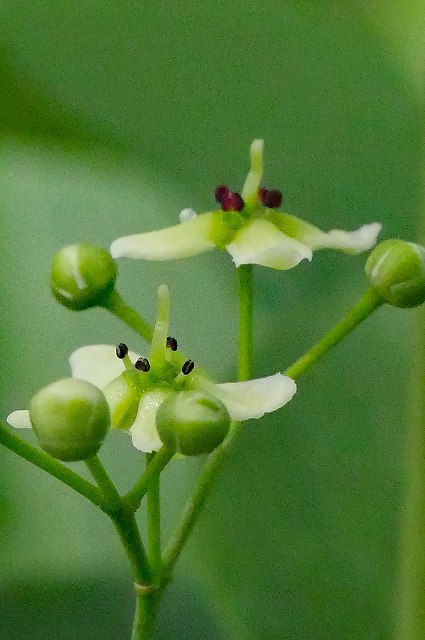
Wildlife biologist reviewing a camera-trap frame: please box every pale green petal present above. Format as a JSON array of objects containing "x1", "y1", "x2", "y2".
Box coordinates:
[
  {"x1": 198, "y1": 373, "x2": 296, "y2": 421},
  {"x1": 7, "y1": 409, "x2": 31, "y2": 429},
  {"x1": 227, "y1": 219, "x2": 312, "y2": 270},
  {"x1": 103, "y1": 375, "x2": 139, "y2": 430},
  {"x1": 110, "y1": 213, "x2": 214, "y2": 260},
  {"x1": 241, "y1": 139, "x2": 264, "y2": 205},
  {"x1": 268, "y1": 212, "x2": 381, "y2": 254},
  {"x1": 69, "y1": 344, "x2": 140, "y2": 389},
  {"x1": 130, "y1": 390, "x2": 171, "y2": 452}
]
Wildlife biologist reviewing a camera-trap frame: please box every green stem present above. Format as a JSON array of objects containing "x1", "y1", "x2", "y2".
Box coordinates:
[
  {"x1": 0, "y1": 421, "x2": 102, "y2": 507},
  {"x1": 285, "y1": 288, "x2": 382, "y2": 380},
  {"x1": 146, "y1": 452, "x2": 162, "y2": 576},
  {"x1": 395, "y1": 329, "x2": 425, "y2": 640},
  {"x1": 161, "y1": 420, "x2": 241, "y2": 581},
  {"x1": 85, "y1": 455, "x2": 158, "y2": 637},
  {"x1": 237, "y1": 264, "x2": 253, "y2": 380},
  {"x1": 85, "y1": 455, "x2": 122, "y2": 512},
  {"x1": 395, "y1": 132, "x2": 425, "y2": 640},
  {"x1": 124, "y1": 446, "x2": 174, "y2": 512},
  {"x1": 131, "y1": 584, "x2": 161, "y2": 640},
  {"x1": 161, "y1": 265, "x2": 254, "y2": 579},
  {"x1": 85, "y1": 456, "x2": 151, "y2": 583},
  {"x1": 112, "y1": 510, "x2": 153, "y2": 586},
  {"x1": 103, "y1": 289, "x2": 153, "y2": 342}
]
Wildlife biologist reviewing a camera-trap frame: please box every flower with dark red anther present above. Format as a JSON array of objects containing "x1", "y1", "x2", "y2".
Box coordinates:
[{"x1": 110, "y1": 140, "x2": 381, "y2": 270}]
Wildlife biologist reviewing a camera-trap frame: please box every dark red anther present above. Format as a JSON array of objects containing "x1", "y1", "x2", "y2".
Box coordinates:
[
  {"x1": 258, "y1": 188, "x2": 282, "y2": 209},
  {"x1": 221, "y1": 191, "x2": 244, "y2": 212},
  {"x1": 258, "y1": 188, "x2": 268, "y2": 204},
  {"x1": 215, "y1": 184, "x2": 229, "y2": 204}
]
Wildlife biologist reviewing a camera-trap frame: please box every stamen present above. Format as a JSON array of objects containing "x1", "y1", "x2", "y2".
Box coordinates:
[
  {"x1": 182, "y1": 359, "x2": 195, "y2": 375},
  {"x1": 258, "y1": 188, "x2": 282, "y2": 209},
  {"x1": 214, "y1": 184, "x2": 229, "y2": 204},
  {"x1": 135, "y1": 357, "x2": 151, "y2": 372},
  {"x1": 166, "y1": 336, "x2": 178, "y2": 351},
  {"x1": 221, "y1": 191, "x2": 244, "y2": 212},
  {"x1": 116, "y1": 343, "x2": 129, "y2": 359}
]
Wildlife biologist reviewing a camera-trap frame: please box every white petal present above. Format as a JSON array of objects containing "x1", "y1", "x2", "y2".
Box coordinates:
[
  {"x1": 7, "y1": 409, "x2": 31, "y2": 429},
  {"x1": 227, "y1": 219, "x2": 312, "y2": 270},
  {"x1": 129, "y1": 390, "x2": 171, "y2": 452},
  {"x1": 199, "y1": 373, "x2": 296, "y2": 421},
  {"x1": 69, "y1": 345, "x2": 140, "y2": 389},
  {"x1": 110, "y1": 213, "x2": 214, "y2": 260},
  {"x1": 306, "y1": 222, "x2": 382, "y2": 254}
]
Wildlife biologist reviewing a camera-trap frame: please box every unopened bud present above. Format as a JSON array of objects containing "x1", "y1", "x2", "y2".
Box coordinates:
[
  {"x1": 365, "y1": 239, "x2": 425, "y2": 308},
  {"x1": 156, "y1": 391, "x2": 230, "y2": 456},
  {"x1": 51, "y1": 244, "x2": 117, "y2": 311},
  {"x1": 29, "y1": 378, "x2": 110, "y2": 461}
]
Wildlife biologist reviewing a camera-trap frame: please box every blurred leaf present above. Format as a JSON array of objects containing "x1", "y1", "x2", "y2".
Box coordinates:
[
  {"x1": 0, "y1": 3, "x2": 423, "y2": 640},
  {"x1": 358, "y1": 1, "x2": 425, "y2": 95}
]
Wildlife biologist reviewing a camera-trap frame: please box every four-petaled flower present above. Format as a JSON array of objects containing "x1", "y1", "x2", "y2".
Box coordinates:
[
  {"x1": 7, "y1": 286, "x2": 296, "y2": 452},
  {"x1": 110, "y1": 140, "x2": 381, "y2": 270}
]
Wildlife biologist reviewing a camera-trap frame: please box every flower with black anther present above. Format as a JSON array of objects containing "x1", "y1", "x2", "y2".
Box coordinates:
[
  {"x1": 365, "y1": 238, "x2": 425, "y2": 308},
  {"x1": 28, "y1": 378, "x2": 109, "y2": 461},
  {"x1": 51, "y1": 244, "x2": 117, "y2": 310},
  {"x1": 8, "y1": 286, "x2": 296, "y2": 454},
  {"x1": 110, "y1": 140, "x2": 381, "y2": 270}
]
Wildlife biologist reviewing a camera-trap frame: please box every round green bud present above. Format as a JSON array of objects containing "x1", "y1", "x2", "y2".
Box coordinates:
[
  {"x1": 29, "y1": 378, "x2": 110, "y2": 461},
  {"x1": 51, "y1": 244, "x2": 117, "y2": 310},
  {"x1": 156, "y1": 391, "x2": 230, "y2": 456},
  {"x1": 365, "y1": 239, "x2": 425, "y2": 308}
]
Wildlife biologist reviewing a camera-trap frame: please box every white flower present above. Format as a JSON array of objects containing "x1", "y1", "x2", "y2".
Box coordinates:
[
  {"x1": 7, "y1": 286, "x2": 296, "y2": 453},
  {"x1": 110, "y1": 140, "x2": 381, "y2": 270}
]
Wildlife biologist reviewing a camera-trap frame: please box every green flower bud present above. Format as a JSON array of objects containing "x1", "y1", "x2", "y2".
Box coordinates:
[
  {"x1": 51, "y1": 244, "x2": 117, "y2": 310},
  {"x1": 365, "y1": 239, "x2": 425, "y2": 308},
  {"x1": 29, "y1": 378, "x2": 110, "y2": 461},
  {"x1": 156, "y1": 391, "x2": 230, "y2": 456}
]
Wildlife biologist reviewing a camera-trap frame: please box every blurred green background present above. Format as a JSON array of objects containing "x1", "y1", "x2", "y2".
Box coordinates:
[{"x1": 0, "y1": 2, "x2": 423, "y2": 638}]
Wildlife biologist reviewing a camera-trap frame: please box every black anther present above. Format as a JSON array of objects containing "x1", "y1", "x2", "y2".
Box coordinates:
[
  {"x1": 166, "y1": 336, "x2": 178, "y2": 351},
  {"x1": 116, "y1": 343, "x2": 129, "y2": 359},
  {"x1": 135, "y1": 357, "x2": 151, "y2": 372},
  {"x1": 182, "y1": 359, "x2": 195, "y2": 375}
]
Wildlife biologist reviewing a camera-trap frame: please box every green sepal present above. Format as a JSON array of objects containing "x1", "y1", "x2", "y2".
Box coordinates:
[
  {"x1": 103, "y1": 374, "x2": 141, "y2": 431},
  {"x1": 265, "y1": 210, "x2": 317, "y2": 240},
  {"x1": 209, "y1": 210, "x2": 246, "y2": 249}
]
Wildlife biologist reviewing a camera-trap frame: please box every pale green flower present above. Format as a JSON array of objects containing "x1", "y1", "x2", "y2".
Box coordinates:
[
  {"x1": 110, "y1": 140, "x2": 381, "y2": 270},
  {"x1": 7, "y1": 286, "x2": 296, "y2": 452}
]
